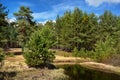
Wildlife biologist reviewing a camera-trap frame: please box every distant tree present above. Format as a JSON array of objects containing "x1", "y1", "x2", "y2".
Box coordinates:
[
  {"x1": 112, "y1": 15, "x2": 120, "y2": 54},
  {"x1": 45, "y1": 20, "x2": 55, "y2": 29},
  {"x1": 60, "y1": 11, "x2": 73, "y2": 51},
  {"x1": 81, "y1": 12, "x2": 98, "y2": 50},
  {"x1": 99, "y1": 10, "x2": 117, "y2": 38},
  {"x1": 36, "y1": 23, "x2": 44, "y2": 30},
  {"x1": 14, "y1": 6, "x2": 35, "y2": 25},
  {"x1": 70, "y1": 8, "x2": 83, "y2": 49},
  {"x1": 55, "y1": 8, "x2": 98, "y2": 51},
  {"x1": 0, "y1": 3, "x2": 8, "y2": 26},
  {"x1": 14, "y1": 6, "x2": 35, "y2": 48},
  {"x1": 8, "y1": 23, "x2": 19, "y2": 48},
  {"x1": 0, "y1": 3, "x2": 8, "y2": 48},
  {"x1": 55, "y1": 15, "x2": 63, "y2": 49}
]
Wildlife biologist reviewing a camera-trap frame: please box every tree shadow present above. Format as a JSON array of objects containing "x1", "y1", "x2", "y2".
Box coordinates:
[
  {"x1": 29, "y1": 63, "x2": 57, "y2": 69},
  {"x1": 0, "y1": 71, "x2": 17, "y2": 80}
]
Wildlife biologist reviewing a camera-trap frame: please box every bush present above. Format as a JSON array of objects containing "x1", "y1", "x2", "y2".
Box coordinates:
[
  {"x1": 72, "y1": 36, "x2": 116, "y2": 61},
  {"x1": 73, "y1": 47, "x2": 94, "y2": 58},
  {"x1": 94, "y1": 36, "x2": 116, "y2": 60},
  {"x1": 0, "y1": 48, "x2": 5, "y2": 68},
  {"x1": 73, "y1": 47, "x2": 79, "y2": 57},
  {"x1": 0, "y1": 48, "x2": 5, "y2": 62},
  {"x1": 23, "y1": 27, "x2": 56, "y2": 67}
]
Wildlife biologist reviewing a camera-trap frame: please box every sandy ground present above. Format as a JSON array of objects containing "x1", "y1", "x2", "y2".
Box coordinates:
[
  {"x1": 3, "y1": 55, "x2": 120, "y2": 75},
  {"x1": 80, "y1": 62, "x2": 120, "y2": 75}
]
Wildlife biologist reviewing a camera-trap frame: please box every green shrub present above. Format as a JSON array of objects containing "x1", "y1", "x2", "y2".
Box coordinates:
[
  {"x1": 73, "y1": 47, "x2": 92, "y2": 58},
  {"x1": 0, "y1": 48, "x2": 5, "y2": 62},
  {"x1": 23, "y1": 27, "x2": 56, "y2": 67},
  {"x1": 0, "y1": 48, "x2": 5, "y2": 69},
  {"x1": 73, "y1": 47, "x2": 79, "y2": 57},
  {"x1": 93, "y1": 36, "x2": 116, "y2": 60},
  {"x1": 72, "y1": 36, "x2": 116, "y2": 61}
]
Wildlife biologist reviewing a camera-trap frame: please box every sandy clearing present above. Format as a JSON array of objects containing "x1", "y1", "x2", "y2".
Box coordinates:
[
  {"x1": 3, "y1": 48, "x2": 120, "y2": 75},
  {"x1": 4, "y1": 55, "x2": 120, "y2": 75}
]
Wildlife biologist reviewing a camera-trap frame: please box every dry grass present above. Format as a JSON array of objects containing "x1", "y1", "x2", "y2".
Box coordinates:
[
  {"x1": 12, "y1": 69, "x2": 68, "y2": 80},
  {"x1": 54, "y1": 55, "x2": 91, "y2": 63},
  {"x1": 5, "y1": 55, "x2": 91, "y2": 65},
  {"x1": 50, "y1": 49, "x2": 73, "y2": 57},
  {"x1": 2, "y1": 48, "x2": 120, "y2": 77},
  {"x1": 6, "y1": 55, "x2": 25, "y2": 62},
  {"x1": 5, "y1": 48, "x2": 92, "y2": 63}
]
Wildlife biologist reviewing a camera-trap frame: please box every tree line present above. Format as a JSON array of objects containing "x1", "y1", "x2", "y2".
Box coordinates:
[{"x1": 54, "y1": 8, "x2": 120, "y2": 59}]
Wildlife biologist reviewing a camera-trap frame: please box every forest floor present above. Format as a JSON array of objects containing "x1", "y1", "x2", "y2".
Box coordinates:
[{"x1": 0, "y1": 48, "x2": 120, "y2": 79}]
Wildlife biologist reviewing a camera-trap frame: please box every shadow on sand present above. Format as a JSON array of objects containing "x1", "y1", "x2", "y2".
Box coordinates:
[{"x1": 0, "y1": 71, "x2": 17, "y2": 80}]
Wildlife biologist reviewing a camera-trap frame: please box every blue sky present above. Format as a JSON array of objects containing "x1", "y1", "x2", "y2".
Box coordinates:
[{"x1": 1, "y1": 0, "x2": 120, "y2": 23}]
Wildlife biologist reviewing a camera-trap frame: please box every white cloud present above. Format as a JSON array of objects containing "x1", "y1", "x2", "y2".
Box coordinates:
[
  {"x1": 32, "y1": 12, "x2": 57, "y2": 20},
  {"x1": 85, "y1": 0, "x2": 120, "y2": 7},
  {"x1": 7, "y1": 18, "x2": 16, "y2": 23},
  {"x1": 52, "y1": 3, "x2": 75, "y2": 12},
  {"x1": 32, "y1": 2, "x2": 79, "y2": 21}
]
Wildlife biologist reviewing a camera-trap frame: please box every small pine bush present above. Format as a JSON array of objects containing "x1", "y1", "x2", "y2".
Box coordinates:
[
  {"x1": 23, "y1": 27, "x2": 56, "y2": 67},
  {"x1": 93, "y1": 36, "x2": 116, "y2": 60}
]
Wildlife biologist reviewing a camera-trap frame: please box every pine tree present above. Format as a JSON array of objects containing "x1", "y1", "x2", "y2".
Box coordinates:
[
  {"x1": 14, "y1": 6, "x2": 35, "y2": 48},
  {"x1": 24, "y1": 27, "x2": 56, "y2": 67},
  {"x1": 0, "y1": 3, "x2": 8, "y2": 48}
]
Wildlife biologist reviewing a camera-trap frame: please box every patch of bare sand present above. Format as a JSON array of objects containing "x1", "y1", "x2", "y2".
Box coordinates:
[
  {"x1": 5, "y1": 48, "x2": 22, "y2": 53},
  {"x1": 54, "y1": 55, "x2": 91, "y2": 63},
  {"x1": 80, "y1": 62, "x2": 120, "y2": 75}
]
